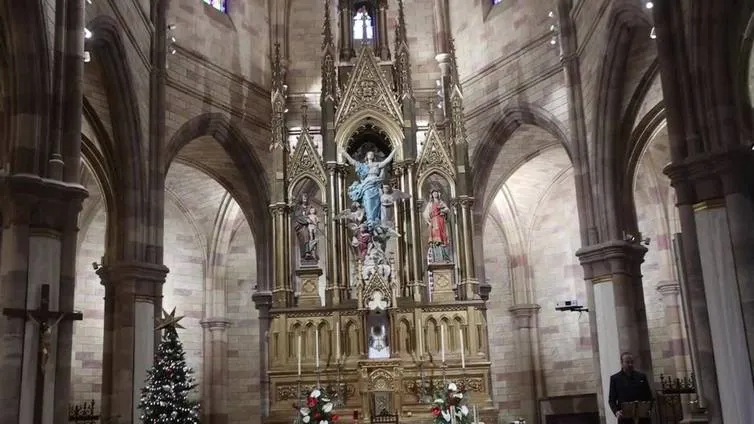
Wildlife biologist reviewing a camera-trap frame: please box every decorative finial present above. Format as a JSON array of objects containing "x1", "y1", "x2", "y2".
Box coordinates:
[
  {"x1": 427, "y1": 97, "x2": 435, "y2": 125},
  {"x1": 322, "y1": 0, "x2": 333, "y2": 50},
  {"x1": 272, "y1": 42, "x2": 284, "y2": 92},
  {"x1": 155, "y1": 307, "x2": 185, "y2": 331},
  {"x1": 301, "y1": 102, "x2": 309, "y2": 130}
]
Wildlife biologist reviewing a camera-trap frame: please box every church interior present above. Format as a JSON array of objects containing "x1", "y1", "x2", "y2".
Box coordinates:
[{"x1": 1, "y1": 0, "x2": 753, "y2": 423}]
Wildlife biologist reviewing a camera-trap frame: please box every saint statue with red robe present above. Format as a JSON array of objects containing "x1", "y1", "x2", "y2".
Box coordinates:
[{"x1": 423, "y1": 190, "x2": 451, "y2": 262}]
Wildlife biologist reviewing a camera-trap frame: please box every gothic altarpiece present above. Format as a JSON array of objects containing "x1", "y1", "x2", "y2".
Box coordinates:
[{"x1": 265, "y1": 1, "x2": 494, "y2": 422}]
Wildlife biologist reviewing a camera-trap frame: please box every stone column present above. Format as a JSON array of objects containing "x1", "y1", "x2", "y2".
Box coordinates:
[
  {"x1": 270, "y1": 204, "x2": 293, "y2": 307},
  {"x1": 200, "y1": 318, "x2": 231, "y2": 424},
  {"x1": 97, "y1": 261, "x2": 168, "y2": 423},
  {"x1": 690, "y1": 196, "x2": 754, "y2": 422},
  {"x1": 252, "y1": 292, "x2": 273, "y2": 419},
  {"x1": 576, "y1": 241, "x2": 652, "y2": 424},
  {"x1": 377, "y1": 0, "x2": 390, "y2": 60},
  {"x1": 456, "y1": 196, "x2": 477, "y2": 299},
  {"x1": 0, "y1": 176, "x2": 86, "y2": 424},
  {"x1": 656, "y1": 281, "x2": 688, "y2": 377},
  {"x1": 509, "y1": 304, "x2": 540, "y2": 423},
  {"x1": 338, "y1": 0, "x2": 354, "y2": 61}
]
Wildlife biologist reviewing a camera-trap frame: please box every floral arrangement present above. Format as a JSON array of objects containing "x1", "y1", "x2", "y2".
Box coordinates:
[
  {"x1": 298, "y1": 388, "x2": 339, "y2": 424},
  {"x1": 431, "y1": 382, "x2": 472, "y2": 424}
]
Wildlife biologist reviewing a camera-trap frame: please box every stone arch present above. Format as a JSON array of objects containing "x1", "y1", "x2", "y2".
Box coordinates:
[
  {"x1": 81, "y1": 98, "x2": 121, "y2": 261},
  {"x1": 164, "y1": 112, "x2": 273, "y2": 290},
  {"x1": 0, "y1": 2, "x2": 52, "y2": 173},
  {"x1": 623, "y1": 101, "x2": 665, "y2": 234},
  {"x1": 591, "y1": 3, "x2": 652, "y2": 242},
  {"x1": 737, "y1": 9, "x2": 754, "y2": 137},
  {"x1": 85, "y1": 15, "x2": 147, "y2": 260},
  {"x1": 470, "y1": 103, "x2": 571, "y2": 215}
]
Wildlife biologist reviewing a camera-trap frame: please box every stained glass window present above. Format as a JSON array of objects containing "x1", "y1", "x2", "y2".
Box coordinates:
[
  {"x1": 353, "y1": 7, "x2": 373, "y2": 40},
  {"x1": 203, "y1": 0, "x2": 227, "y2": 13}
]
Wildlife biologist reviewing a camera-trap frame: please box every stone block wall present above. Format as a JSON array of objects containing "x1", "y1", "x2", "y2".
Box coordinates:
[
  {"x1": 224, "y1": 222, "x2": 260, "y2": 424},
  {"x1": 162, "y1": 199, "x2": 206, "y2": 390}
]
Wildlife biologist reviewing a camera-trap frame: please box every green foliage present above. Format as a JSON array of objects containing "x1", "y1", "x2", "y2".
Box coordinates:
[{"x1": 138, "y1": 326, "x2": 200, "y2": 424}]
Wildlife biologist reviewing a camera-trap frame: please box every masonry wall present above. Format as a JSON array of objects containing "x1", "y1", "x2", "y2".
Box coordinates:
[{"x1": 224, "y1": 222, "x2": 260, "y2": 424}]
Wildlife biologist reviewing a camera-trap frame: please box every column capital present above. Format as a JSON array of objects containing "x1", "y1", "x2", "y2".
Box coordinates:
[
  {"x1": 656, "y1": 280, "x2": 681, "y2": 296},
  {"x1": 663, "y1": 145, "x2": 754, "y2": 204},
  {"x1": 509, "y1": 304, "x2": 540, "y2": 329},
  {"x1": 575, "y1": 240, "x2": 647, "y2": 280},
  {"x1": 252, "y1": 291, "x2": 273, "y2": 311},
  {"x1": 0, "y1": 173, "x2": 88, "y2": 230},
  {"x1": 97, "y1": 261, "x2": 169, "y2": 300}
]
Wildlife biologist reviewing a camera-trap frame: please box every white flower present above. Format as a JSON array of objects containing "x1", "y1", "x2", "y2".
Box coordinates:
[
  {"x1": 303, "y1": 417, "x2": 311, "y2": 423},
  {"x1": 460, "y1": 405, "x2": 469, "y2": 416},
  {"x1": 300, "y1": 407, "x2": 311, "y2": 416},
  {"x1": 447, "y1": 383, "x2": 457, "y2": 392},
  {"x1": 454, "y1": 392, "x2": 463, "y2": 399},
  {"x1": 441, "y1": 410, "x2": 451, "y2": 422},
  {"x1": 434, "y1": 398, "x2": 445, "y2": 404},
  {"x1": 320, "y1": 421, "x2": 329, "y2": 424},
  {"x1": 310, "y1": 389, "x2": 322, "y2": 398},
  {"x1": 323, "y1": 403, "x2": 333, "y2": 413}
]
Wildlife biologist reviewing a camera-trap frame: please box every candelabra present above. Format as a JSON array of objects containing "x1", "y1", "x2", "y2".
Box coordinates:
[
  {"x1": 659, "y1": 373, "x2": 696, "y2": 394},
  {"x1": 326, "y1": 356, "x2": 350, "y2": 407}
]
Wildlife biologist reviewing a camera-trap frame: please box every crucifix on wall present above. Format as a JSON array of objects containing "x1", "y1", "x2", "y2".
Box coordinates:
[{"x1": 2, "y1": 283, "x2": 83, "y2": 424}]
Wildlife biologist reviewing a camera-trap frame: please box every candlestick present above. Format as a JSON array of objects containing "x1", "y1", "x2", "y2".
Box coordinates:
[
  {"x1": 418, "y1": 325, "x2": 424, "y2": 357},
  {"x1": 459, "y1": 327, "x2": 465, "y2": 368},
  {"x1": 297, "y1": 334, "x2": 302, "y2": 376},
  {"x1": 336, "y1": 321, "x2": 341, "y2": 360},
  {"x1": 315, "y1": 327, "x2": 320, "y2": 368},
  {"x1": 473, "y1": 405, "x2": 478, "y2": 424},
  {"x1": 440, "y1": 324, "x2": 446, "y2": 363}
]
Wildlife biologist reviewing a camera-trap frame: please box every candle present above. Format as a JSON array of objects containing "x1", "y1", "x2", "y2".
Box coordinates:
[
  {"x1": 459, "y1": 327, "x2": 465, "y2": 368},
  {"x1": 315, "y1": 327, "x2": 320, "y2": 368},
  {"x1": 418, "y1": 326, "x2": 424, "y2": 356},
  {"x1": 336, "y1": 321, "x2": 341, "y2": 359},
  {"x1": 440, "y1": 324, "x2": 446, "y2": 363},
  {"x1": 297, "y1": 334, "x2": 302, "y2": 376},
  {"x1": 473, "y1": 405, "x2": 478, "y2": 424}
]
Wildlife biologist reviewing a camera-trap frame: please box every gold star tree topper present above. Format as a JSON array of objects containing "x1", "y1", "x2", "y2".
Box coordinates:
[{"x1": 155, "y1": 307, "x2": 185, "y2": 331}]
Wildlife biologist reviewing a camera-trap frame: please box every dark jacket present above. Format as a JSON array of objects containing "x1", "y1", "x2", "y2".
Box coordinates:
[{"x1": 608, "y1": 370, "x2": 654, "y2": 417}]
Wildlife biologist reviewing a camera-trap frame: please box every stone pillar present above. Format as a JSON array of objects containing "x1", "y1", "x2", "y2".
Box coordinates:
[
  {"x1": 509, "y1": 304, "x2": 540, "y2": 423},
  {"x1": 377, "y1": 0, "x2": 390, "y2": 60},
  {"x1": 576, "y1": 241, "x2": 652, "y2": 424},
  {"x1": 200, "y1": 318, "x2": 231, "y2": 424},
  {"x1": 456, "y1": 196, "x2": 477, "y2": 299},
  {"x1": 270, "y1": 204, "x2": 293, "y2": 307},
  {"x1": 338, "y1": 0, "x2": 354, "y2": 61},
  {"x1": 691, "y1": 196, "x2": 754, "y2": 422},
  {"x1": 656, "y1": 281, "x2": 688, "y2": 377},
  {"x1": 97, "y1": 261, "x2": 168, "y2": 423},
  {"x1": 0, "y1": 175, "x2": 86, "y2": 424},
  {"x1": 252, "y1": 292, "x2": 273, "y2": 420}
]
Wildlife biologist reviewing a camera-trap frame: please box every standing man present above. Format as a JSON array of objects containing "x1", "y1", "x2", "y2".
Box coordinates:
[{"x1": 608, "y1": 352, "x2": 654, "y2": 423}]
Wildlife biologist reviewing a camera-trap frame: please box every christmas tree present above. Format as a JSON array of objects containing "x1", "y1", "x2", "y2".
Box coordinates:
[{"x1": 138, "y1": 308, "x2": 201, "y2": 423}]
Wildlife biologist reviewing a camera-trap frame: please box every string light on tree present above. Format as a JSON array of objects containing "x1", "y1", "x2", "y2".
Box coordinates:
[{"x1": 138, "y1": 307, "x2": 201, "y2": 424}]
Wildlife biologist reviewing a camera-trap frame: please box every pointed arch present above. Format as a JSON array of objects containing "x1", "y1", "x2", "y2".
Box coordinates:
[
  {"x1": 85, "y1": 15, "x2": 146, "y2": 260},
  {"x1": 0, "y1": 1, "x2": 52, "y2": 173},
  {"x1": 471, "y1": 103, "x2": 572, "y2": 214},
  {"x1": 164, "y1": 112, "x2": 272, "y2": 290},
  {"x1": 591, "y1": 3, "x2": 652, "y2": 242}
]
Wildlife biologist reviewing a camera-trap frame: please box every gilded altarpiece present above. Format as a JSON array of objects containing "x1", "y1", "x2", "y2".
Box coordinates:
[{"x1": 265, "y1": 2, "x2": 494, "y2": 422}]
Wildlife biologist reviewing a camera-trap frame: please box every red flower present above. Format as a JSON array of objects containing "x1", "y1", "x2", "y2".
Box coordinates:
[
  {"x1": 313, "y1": 411, "x2": 321, "y2": 419},
  {"x1": 432, "y1": 407, "x2": 441, "y2": 417},
  {"x1": 332, "y1": 415, "x2": 339, "y2": 422},
  {"x1": 307, "y1": 397, "x2": 317, "y2": 407}
]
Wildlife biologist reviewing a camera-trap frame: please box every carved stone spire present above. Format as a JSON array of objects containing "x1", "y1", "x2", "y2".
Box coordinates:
[
  {"x1": 301, "y1": 102, "x2": 309, "y2": 131},
  {"x1": 427, "y1": 97, "x2": 436, "y2": 127},
  {"x1": 448, "y1": 36, "x2": 461, "y2": 92},
  {"x1": 270, "y1": 43, "x2": 287, "y2": 151},
  {"x1": 394, "y1": 0, "x2": 413, "y2": 99},
  {"x1": 321, "y1": 0, "x2": 337, "y2": 103}
]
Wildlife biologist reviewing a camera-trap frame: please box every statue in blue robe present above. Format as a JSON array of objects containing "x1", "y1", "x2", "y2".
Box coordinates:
[{"x1": 341, "y1": 147, "x2": 397, "y2": 225}]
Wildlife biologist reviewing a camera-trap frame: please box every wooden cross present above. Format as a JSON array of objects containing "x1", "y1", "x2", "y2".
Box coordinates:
[{"x1": 2, "y1": 283, "x2": 83, "y2": 424}]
